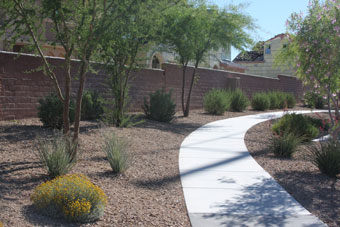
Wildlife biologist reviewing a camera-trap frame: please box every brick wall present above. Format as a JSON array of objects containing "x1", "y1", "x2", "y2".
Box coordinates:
[{"x1": 0, "y1": 51, "x2": 303, "y2": 120}]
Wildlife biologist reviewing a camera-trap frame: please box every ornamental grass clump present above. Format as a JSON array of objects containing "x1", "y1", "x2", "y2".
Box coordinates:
[
  {"x1": 37, "y1": 134, "x2": 77, "y2": 178},
  {"x1": 310, "y1": 139, "x2": 340, "y2": 178},
  {"x1": 31, "y1": 174, "x2": 107, "y2": 223},
  {"x1": 270, "y1": 132, "x2": 301, "y2": 157},
  {"x1": 203, "y1": 89, "x2": 230, "y2": 115},
  {"x1": 103, "y1": 133, "x2": 129, "y2": 173}
]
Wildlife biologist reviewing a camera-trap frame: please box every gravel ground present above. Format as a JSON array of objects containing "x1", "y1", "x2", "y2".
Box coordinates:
[
  {"x1": 245, "y1": 113, "x2": 340, "y2": 227},
  {"x1": 0, "y1": 109, "x2": 266, "y2": 227}
]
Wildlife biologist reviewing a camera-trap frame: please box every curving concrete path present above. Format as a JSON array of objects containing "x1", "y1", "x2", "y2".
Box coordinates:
[{"x1": 179, "y1": 110, "x2": 327, "y2": 227}]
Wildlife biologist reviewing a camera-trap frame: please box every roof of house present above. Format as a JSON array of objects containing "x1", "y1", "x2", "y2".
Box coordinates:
[{"x1": 233, "y1": 50, "x2": 264, "y2": 62}]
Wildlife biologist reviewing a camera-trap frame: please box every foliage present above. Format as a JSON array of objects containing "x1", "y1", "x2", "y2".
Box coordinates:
[
  {"x1": 304, "y1": 91, "x2": 324, "y2": 109},
  {"x1": 272, "y1": 113, "x2": 319, "y2": 141},
  {"x1": 38, "y1": 93, "x2": 75, "y2": 129},
  {"x1": 36, "y1": 134, "x2": 77, "y2": 178},
  {"x1": 251, "y1": 92, "x2": 270, "y2": 111},
  {"x1": 0, "y1": 1, "x2": 130, "y2": 144},
  {"x1": 142, "y1": 89, "x2": 176, "y2": 122},
  {"x1": 161, "y1": 1, "x2": 254, "y2": 116},
  {"x1": 285, "y1": 93, "x2": 296, "y2": 108},
  {"x1": 267, "y1": 92, "x2": 281, "y2": 109},
  {"x1": 103, "y1": 133, "x2": 129, "y2": 173},
  {"x1": 310, "y1": 139, "x2": 340, "y2": 177},
  {"x1": 229, "y1": 89, "x2": 249, "y2": 112},
  {"x1": 203, "y1": 89, "x2": 230, "y2": 115},
  {"x1": 276, "y1": 0, "x2": 340, "y2": 136},
  {"x1": 31, "y1": 174, "x2": 107, "y2": 222},
  {"x1": 98, "y1": 0, "x2": 175, "y2": 127},
  {"x1": 81, "y1": 90, "x2": 105, "y2": 121},
  {"x1": 270, "y1": 132, "x2": 301, "y2": 157}
]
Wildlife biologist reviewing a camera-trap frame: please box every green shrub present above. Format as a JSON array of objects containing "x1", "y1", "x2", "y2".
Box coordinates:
[
  {"x1": 267, "y1": 92, "x2": 280, "y2": 109},
  {"x1": 203, "y1": 89, "x2": 229, "y2": 115},
  {"x1": 38, "y1": 93, "x2": 75, "y2": 129},
  {"x1": 285, "y1": 93, "x2": 296, "y2": 108},
  {"x1": 251, "y1": 92, "x2": 270, "y2": 111},
  {"x1": 229, "y1": 89, "x2": 249, "y2": 112},
  {"x1": 304, "y1": 91, "x2": 324, "y2": 109},
  {"x1": 36, "y1": 134, "x2": 77, "y2": 178},
  {"x1": 276, "y1": 92, "x2": 288, "y2": 109},
  {"x1": 81, "y1": 90, "x2": 105, "y2": 121},
  {"x1": 310, "y1": 139, "x2": 340, "y2": 177},
  {"x1": 31, "y1": 174, "x2": 107, "y2": 223},
  {"x1": 272, "y1": 113, "x2": 319, "y2": 141},
  {"x1": 142, "y1": 89, "x2": 176, "y2": 122},
  {"x1": 270, "y1": 132, "x2": 301, "y2": 157},
  {"x1": 103, "y1": 133, "x2": 129, "y2": 173}
]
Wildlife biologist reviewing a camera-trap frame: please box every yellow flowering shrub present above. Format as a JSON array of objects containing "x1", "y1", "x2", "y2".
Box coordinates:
[{"x1": 31, "y1": 174, "x2": 107, "y2": 223}]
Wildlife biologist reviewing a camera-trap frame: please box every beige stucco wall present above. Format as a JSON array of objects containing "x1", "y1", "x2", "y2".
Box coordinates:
[{"x1": 236, "y1": 37, "x2": 294, "y2": 78}]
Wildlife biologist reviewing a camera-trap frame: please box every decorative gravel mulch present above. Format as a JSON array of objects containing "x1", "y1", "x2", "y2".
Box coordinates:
[
  {"x1": 245, "y1": 113, "x2": 340, "y2": 227},
  {"x1": 0, "y1": 109, "x2": 266, "y2": 227}
]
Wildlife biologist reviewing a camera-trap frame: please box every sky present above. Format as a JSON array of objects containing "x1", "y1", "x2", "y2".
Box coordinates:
[{"x1": 210, "y1": 0, "x2": 310, "y2": 60}]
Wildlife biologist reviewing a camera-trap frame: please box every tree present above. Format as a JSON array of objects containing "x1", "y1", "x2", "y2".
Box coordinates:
[
  {"x1": 161, "y1": 1, "x2": 254, "y2": 117},
  {"x1": 0, "y1": 0, "x2": 119, "y2": 149},
  {"x1": 99, "y1": 0, "x2": 177, "y2": 127},
  {"x1": 277, "y1": 0, "x2": 340, "y2": 137}
]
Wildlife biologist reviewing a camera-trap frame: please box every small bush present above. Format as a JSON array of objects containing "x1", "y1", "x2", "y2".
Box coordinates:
[
  {"x1": 203, "y1": 89, "x2": 229, "y2": 115},
  {"x1": 38, "y1": 93, "x2": 75, "y2": 129},
  {"x1": 103, "y1": 133, "x2": 129, "y2": 173},
  {"x1": 142, "y1": 89, "x2": 176, "y2": 122},
  {"x1": 229, "y1": 89, "x2": 249, "y2": 112},
  {"x1": 270, "y1": 132, "x2": 301, "y2": 157},
  {"x1": 81, "y1": 90, "x2": 105, "y2": 121},
  {"x1": 267, "y1": 92, "x2": 280, "y2": 109},
  {"x1": 310, "y1": 139, "x2": 340, "y2": 177},
  {"x1": 304, "y1": 91, "x2": 324, "y2": 109},
  {"x1": 285, "y1": 93, "x2": 296, "y2": 108},
  {"x1": 251, "y1": 92, "x2": 270, "y2": 111},
  {"x1": 37, "y1": 134, "x2": 77, "y2": 178},
  {"x1": 272, "y1": 113, "x2": 319, "y2": 141},
  {"x1": 31, "y1": 174, "x2": 107, "y2": 222}
]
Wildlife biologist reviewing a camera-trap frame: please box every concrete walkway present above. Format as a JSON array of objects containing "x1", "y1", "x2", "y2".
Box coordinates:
[{"x1": 179, "y1": 110, "x2": 327, "y2": 227}]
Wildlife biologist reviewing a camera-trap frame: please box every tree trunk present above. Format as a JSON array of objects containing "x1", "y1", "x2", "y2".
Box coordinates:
[
  {"x1": 63, "y1": 57, "x2": 72, "y2": 135},
  {"x1": 181, "y1": 63, "x2": 187, "y2": 116},
  {"x1": 184, "y1": 61, "x2": 199, "y2": 117},
  {"x1": 72, "y1": 60, "x2": 88, "y2": 154}
]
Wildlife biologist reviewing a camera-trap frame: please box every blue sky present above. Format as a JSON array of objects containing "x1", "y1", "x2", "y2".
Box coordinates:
[{"x1": 210, "y1": 0, "x2": 310, "y2": 60}]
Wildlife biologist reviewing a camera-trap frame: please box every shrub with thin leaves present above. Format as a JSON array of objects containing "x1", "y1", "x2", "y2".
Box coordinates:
[
  {"x1": 81, "y1": 90, "x2": 105, "y2": 121},
  {"x1": 229, "y1": 89, "x2": 249, "y2": 112},
  {"x1": 310, "y1": 139, "x2": 340, "y2": 177},
  {"x1": 142, "y1": 89, "x2": 176, "y2": 122},
  {"x1": 304, "y1": 91, "x2": 324, "y2": 109},
  {"x1": 31, "y1": 174, "x2": 107, "y2": 223},
  {"x1": 285, "y1": 93, "x2": 296, "y2": 108},
  {"x1": 251, "y1": 92, "x2": 270, "y2": 111},
  {"x1": 272, "y1": 113, "x2": 319, "y2": 141},
  {"x1": 203, "y1": 89, "x2": 230, "y2": 115},
  {"x1": 37, "y1": 134, "x2": 77, "y2": 178},
  {"x1": 103, "y1": 133, "x2": 129, "y2": 173},
  {"x1": 38, "y1": 93, "x2": 75, "y2": 129},
  {"x1": 270, "y1": 132, "x2": 301, "y2": 157},
  {"x1": 267, "y1": 92, "x2": 280, "y2": 109}
]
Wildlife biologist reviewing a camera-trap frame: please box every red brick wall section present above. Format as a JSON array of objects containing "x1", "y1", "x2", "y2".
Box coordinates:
[{"x1": 0, "y1": 52, "x2": 303, "y2": 120}]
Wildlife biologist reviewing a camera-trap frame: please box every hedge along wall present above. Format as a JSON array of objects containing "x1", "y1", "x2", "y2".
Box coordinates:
[{"x1": 0, "y1": 51, "x2": 303, "y2": 120}]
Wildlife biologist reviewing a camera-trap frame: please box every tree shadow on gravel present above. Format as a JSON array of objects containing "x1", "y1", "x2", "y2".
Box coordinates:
[
  {"x1": 0, "y1": 125, "x2": 50, "y2": 143},
  {"x1": 134, "y1": 119, "x2": 201, "y2": 135},
  {"x1": 22, "y1": 205, "x2": 81, "y2": 227}
]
